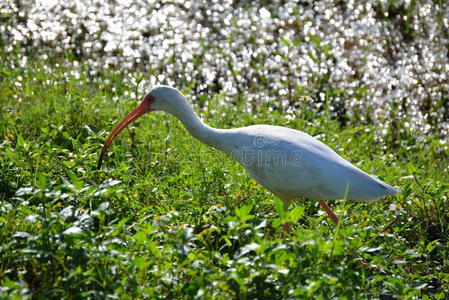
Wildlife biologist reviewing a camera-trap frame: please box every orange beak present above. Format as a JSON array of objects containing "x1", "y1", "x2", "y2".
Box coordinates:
[{"x1": 97, "y1": 98, "x2": 152, "y2": 169}]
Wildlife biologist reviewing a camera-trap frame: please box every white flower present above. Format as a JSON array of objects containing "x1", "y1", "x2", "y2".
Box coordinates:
[{"x1": 389, "y1": 203, "x2": 405, "y2": 215}]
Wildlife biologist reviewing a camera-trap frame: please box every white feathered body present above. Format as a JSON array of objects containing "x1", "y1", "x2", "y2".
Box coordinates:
[{"x1": 215, "y1": 125, "x2": 397, "y2": 202}]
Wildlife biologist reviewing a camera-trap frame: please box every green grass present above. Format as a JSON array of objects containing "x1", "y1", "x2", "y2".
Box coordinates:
[{"x1": 0, "y1": 50, "x2": 448, "y2": 299}]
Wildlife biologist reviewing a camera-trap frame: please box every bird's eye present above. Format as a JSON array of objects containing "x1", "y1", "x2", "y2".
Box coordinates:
[{"x1": 145, "y1": 94, "x2": 156, "y2": 103}]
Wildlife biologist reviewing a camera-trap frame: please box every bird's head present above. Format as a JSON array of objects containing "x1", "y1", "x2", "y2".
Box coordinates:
[
  {"x1": 146, "y1": 85, "x2": 186, "y2": 112},
  {"x1": 97, "y1": 85, "x2": 185, "y2": 169}
]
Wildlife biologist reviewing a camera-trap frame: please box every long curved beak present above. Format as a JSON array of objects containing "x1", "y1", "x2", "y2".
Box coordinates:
[{"x1": 97, "y1": 99, "x2": 152, "y2": 169}]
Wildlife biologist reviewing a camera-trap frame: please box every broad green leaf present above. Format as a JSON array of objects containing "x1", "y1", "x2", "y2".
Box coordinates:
[
  {"x1": 289, "y1": 206, "x2": 305, "y2": 222},
  {"x1": 134, "y1": 231, "x2": 147, "y2": 244},
  {"x1": 66, "y1": 170, "x2": 84, "y2": 190},
  {"x1": 134, "y1": 256, "x2": 149, "y2": 270},
  {"x1": 274, "y1": 198, "x2": 286, "y2": 218},
  {"x1": 148, "y1": 241, "x2": 161, "y2": 257}
]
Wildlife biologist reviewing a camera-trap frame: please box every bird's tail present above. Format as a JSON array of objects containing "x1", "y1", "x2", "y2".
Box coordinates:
[{"x1": 384, "y1": 183, "x2": 400, "y2": 196}]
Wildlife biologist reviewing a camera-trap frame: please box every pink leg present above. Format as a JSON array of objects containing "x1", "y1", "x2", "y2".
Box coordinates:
[
  {"x1": 280, "y1": 199, "x2": 292, "y2": 237},
  {"x1": 318, "y1": 200, "x2": 340, "y2": 225},
  {"x1": 281, "y1": 222, "x2": 291, "y2": 238}
]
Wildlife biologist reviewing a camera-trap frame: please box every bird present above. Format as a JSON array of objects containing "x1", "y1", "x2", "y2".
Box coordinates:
[{"x1": 98, "y1": 86, "x2": 397, "y2": 229}]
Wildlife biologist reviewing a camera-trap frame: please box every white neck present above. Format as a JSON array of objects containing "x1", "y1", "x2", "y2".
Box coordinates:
[{"x1": 164, "y1": 97, "x2": 227, "y2": 152}]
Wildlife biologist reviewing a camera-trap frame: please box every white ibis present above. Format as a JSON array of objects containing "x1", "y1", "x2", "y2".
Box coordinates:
[{"x1": 98, "y1": 86, "x2": 397, "y2": 228}]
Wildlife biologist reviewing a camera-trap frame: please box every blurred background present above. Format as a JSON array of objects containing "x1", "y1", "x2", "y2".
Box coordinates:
[{"x1": 1, "y1": 0, "x2": 448, "y2": 139}]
